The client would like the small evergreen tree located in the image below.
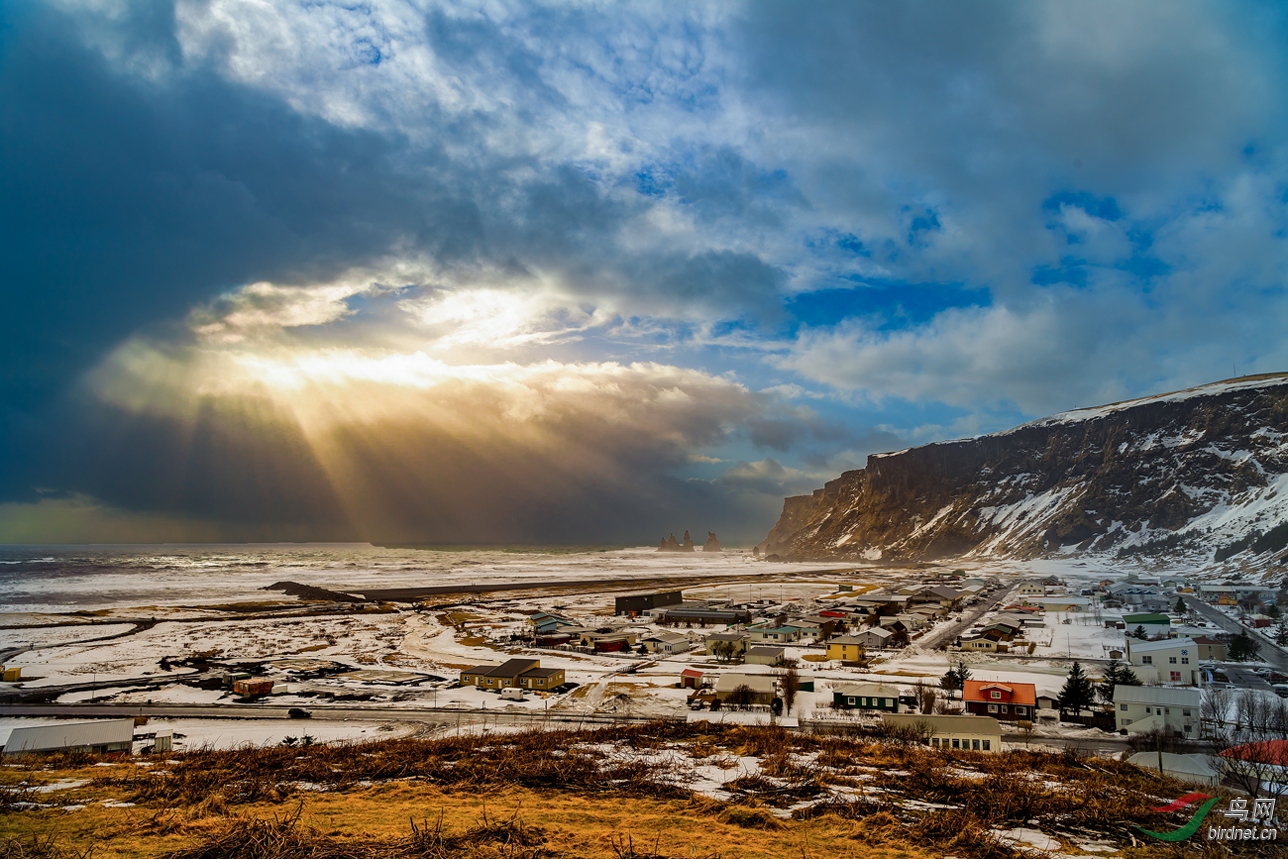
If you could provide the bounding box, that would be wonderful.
[1174,596,1186,614]
[1132,625,1148,640]
[1058,661,1096,717]
[954,661,972,690]
[1228,630,1261,662]
[1275,615,1288,647]
[940,669,961,700]
[1096,660,1140,707]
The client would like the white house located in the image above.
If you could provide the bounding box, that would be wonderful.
[1113,685,1202,739]
[1125,637,1200,685]
[642,632,692,654]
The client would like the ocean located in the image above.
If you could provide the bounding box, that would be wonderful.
[0,543,811,615]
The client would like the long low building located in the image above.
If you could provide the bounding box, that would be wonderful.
[3,719,135,756]
[882,713,1002,752]
[460,658,566,691]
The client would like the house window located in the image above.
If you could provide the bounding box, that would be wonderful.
[982,740,991,751]
[990,690,1001,699]
[951,738,960,749]
[988,704,998,713]
[1169,656,1177,664]
[1170,671,1181,682]
[1182,709,1191,717]
[1144,707,1152,714]
[972,739,981,750]
[846,697,855,706]
[1016,707,1026,715]
[1181,657,1188,664]
[931,737,940,747]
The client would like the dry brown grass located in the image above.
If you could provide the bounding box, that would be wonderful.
[3,721,1279,859]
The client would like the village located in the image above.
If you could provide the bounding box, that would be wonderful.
[4,558,1286,801]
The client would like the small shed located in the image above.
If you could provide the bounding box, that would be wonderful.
[680,668,704,689]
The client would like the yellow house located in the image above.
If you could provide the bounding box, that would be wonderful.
[826,635,866,661]
[1216,594,1237,606]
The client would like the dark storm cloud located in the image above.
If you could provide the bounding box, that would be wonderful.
[0,3,783,510]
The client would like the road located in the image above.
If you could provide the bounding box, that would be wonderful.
[916,583,1015,652]
[1183,596,1288,673]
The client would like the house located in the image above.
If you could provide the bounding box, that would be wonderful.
[714,673,777,706]
[3,719,135,756]
[1125,637,1200,685]
[680,668,705,689]
[573,630,639,648]
[704,632,750,658]
[881,714,1002,752]
[517,667,566,690]
[826,635,867,662]
[1218,740,1288,792]
[833,683,901,712]
[1113,685,1201,738]
[747,625,802,644]
[1122,612,1172,639]
[925,585,964,608]
[641,632,692,654]
[853,626,896,649]
[744,646,786,666]
[529,612,577,635]
[791,615,838,640]
[1024,596,1090,612]
[960,637,1007,653]
[615,591,683,616]
[1036,693,1059,710]
[1015,580,1046,596]
[1192,636,1227,661]
[460,658,565,691]
[962,680,1036,721]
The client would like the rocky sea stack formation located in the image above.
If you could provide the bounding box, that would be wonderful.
[657,530,697,552]
[757,374,1288,571]
[703,531,722,552]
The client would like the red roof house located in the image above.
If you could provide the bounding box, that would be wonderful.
[963,680,1037,721]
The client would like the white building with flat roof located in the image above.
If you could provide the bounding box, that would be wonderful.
[1125,637,1200,685]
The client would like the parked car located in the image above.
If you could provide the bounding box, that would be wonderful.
[287,708,312,719]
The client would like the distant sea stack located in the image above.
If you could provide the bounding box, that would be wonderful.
[657,530,700,552]
[757,374,1288,572]
[703,531,723,552]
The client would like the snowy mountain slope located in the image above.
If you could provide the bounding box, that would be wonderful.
[757,374,1288,571]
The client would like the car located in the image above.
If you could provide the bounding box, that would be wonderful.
[552,682,580,693]
[287,707,312,719]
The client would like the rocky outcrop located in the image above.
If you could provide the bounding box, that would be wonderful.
[757,375,1288,570]
[703,531,722,552]
[658,531,696,552]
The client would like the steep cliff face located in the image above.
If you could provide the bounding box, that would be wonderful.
[758,375,1288,567]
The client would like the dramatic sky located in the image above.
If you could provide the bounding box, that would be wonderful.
[2,1,1287,544]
